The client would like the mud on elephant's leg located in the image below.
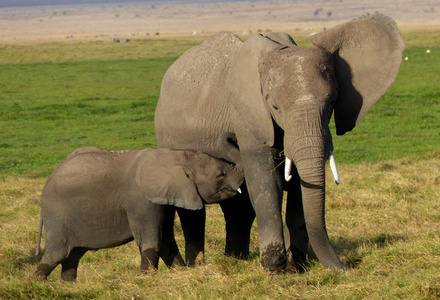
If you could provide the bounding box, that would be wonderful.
[284,166,309,273]
[159,206,185,267]
[177,207,206,266]
[220,187,255,259]
[128,206,163,273]
[34,263,56,280]
[140,248,160,273]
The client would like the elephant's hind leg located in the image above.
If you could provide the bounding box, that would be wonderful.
[34,262,57,280]
[61,247,88,281]
[34,230,70,280]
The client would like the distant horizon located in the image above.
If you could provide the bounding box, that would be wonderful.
[0,0,254,9]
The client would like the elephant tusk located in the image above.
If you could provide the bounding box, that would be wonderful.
[285,157,292,182]
[329,153,341,185]
[237,188,242,194]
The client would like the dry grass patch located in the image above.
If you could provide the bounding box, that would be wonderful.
[1,157,439,298]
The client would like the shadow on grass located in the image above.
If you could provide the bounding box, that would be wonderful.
[16,233,404,276]
[306,233,406,269]
[7,248,41,270]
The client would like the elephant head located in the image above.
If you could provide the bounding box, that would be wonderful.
[187,148,244,205]
[135,145,243,210]
[225,14,404,271]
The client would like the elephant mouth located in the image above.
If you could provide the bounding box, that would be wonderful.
[203,186,242,204]
[284,153,340,184]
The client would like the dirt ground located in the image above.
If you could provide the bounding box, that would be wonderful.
[0,0,439,43]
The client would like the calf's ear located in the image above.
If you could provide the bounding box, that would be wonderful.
[135,151,204,210]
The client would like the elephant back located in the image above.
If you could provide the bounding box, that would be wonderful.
[156,32,243,151]
[162,32,243,90]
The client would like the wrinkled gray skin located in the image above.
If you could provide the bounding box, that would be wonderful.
[34,145,243,281]
[155,14,405,273]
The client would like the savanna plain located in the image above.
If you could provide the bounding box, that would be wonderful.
[1,25,440,299]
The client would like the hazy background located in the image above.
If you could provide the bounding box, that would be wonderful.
[1,0,439,43]
[1,0,247,8]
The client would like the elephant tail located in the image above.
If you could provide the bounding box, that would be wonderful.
[35,215,43,256]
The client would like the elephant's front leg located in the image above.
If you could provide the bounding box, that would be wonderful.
[127,206,162,273]
[242,146,286,273]
[220,187,255,259]
[284,165,309,272]
[140,247,160,273]
[176,206,206,266]
[160,206,185,267]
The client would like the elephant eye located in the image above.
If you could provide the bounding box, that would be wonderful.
[216,171,225,178]
[266,95,279,110]
[265,93,281,115]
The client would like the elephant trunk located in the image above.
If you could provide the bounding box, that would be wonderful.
[284,131,347,272]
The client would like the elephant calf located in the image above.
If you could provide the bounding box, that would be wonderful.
[34,146,243,281]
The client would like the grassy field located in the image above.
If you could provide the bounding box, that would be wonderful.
[0,29,439,299]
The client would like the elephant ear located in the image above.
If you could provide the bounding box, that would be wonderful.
[135,149,203,210]
[226,34,283,147]
[309,14,405,135]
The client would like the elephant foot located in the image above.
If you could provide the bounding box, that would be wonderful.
[260,243,286,274]
[61,268,78,281]
[160,240,185,268]
[34,263,54,280]
[187,251,205,267]
[170,254,185,267]
[224,249,249,260]
[140,248,160,273]
[285,245,307,273]
[140,267,158,276]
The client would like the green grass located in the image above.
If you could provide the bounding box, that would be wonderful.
[0,30,439,299]
[332,47,440,163]
[0,57,175,176]
[1,46,439,175]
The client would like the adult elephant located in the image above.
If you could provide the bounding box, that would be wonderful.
[155,14,405,273]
